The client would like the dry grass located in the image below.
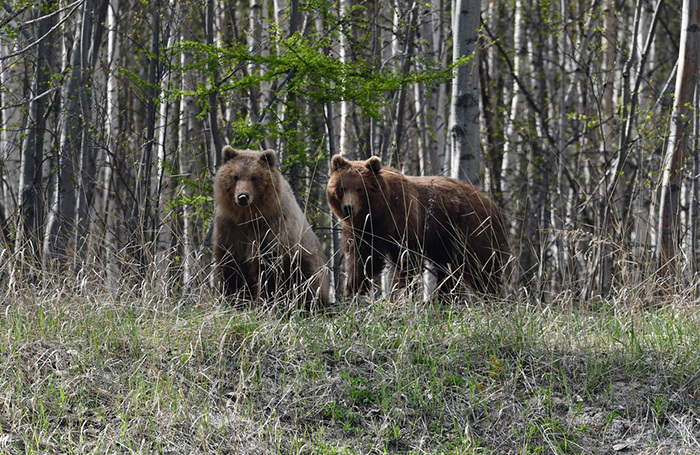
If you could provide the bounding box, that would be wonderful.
[1,251,700,454]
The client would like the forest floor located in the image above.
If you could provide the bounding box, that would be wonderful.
[1,280,700,454]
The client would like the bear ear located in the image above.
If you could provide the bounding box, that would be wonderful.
[259,149,277,167]
[331,154,349,172]
[366,156,382,174]
[222,146,238,164]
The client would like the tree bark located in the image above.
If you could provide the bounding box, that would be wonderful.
[338,0,350,157]
[595,0,618,296]
[690,88,700,275]
[391,2,419,167]
[206,0,223,166]
[0,41,10,218]
[127,0,162,269]
[449,0,482,185]
[103,0,120,286]
[417,0,448,176]
[656,0,699,276]
[45,0,109,266]
[154,0,180,276]
[16,0,57,263]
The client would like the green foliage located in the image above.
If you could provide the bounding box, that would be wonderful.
[175,35,463,120]
[164,161,214,223]
[169,5,465,167]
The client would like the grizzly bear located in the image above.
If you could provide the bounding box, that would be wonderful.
[326,155,510,298]
[214,146,330,308]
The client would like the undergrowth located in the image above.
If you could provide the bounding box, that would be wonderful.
[1,264,699,454]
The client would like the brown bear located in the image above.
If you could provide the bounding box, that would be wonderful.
[326,155,510,298]
[214,146,330,308]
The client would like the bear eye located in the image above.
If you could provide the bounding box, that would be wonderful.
[251,176,258,183]
[356,187,363,193]
[233,175,239,181]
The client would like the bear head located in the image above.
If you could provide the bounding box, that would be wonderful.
[215,146,280,222]
[327,155,384,226]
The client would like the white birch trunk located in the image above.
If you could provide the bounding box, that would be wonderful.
[449,0,482,185]
[501,0,522,195]
[0,41,9,213]
[179,30,195,287]
[427,0,448,176]
[43,7,72,265]
[601,0,616,161]
[656,0,700,274]
[338,0,350,155]
[155,0,179,279]
[103,0,120,286]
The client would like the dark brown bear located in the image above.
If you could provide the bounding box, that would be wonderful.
[326,155,510,298]
[214,146,330,308]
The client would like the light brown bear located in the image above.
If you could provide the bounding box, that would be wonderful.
[326,155,510,298]
[214,146,330,308]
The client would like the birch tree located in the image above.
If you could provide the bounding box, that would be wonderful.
[177,48,196,286]
[449,0,482,185]
[338,0,350,156]
[205,0,222,165]
[45,0,109,265]
[154,0,180,276]
[103,0,120,285]
[415,1,448,175]
[500,0,523,197]
[16,0,57,263]
[656,0,699,277]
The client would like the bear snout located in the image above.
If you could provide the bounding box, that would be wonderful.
[237,192,251,207]
[342,203,355,218]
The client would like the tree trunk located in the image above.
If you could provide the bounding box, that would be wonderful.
[128,0,161,267]
[600,0,616,161]
[338,0,350,157]
[155,0,179,277]
[16,0,57,264]
[449,0,482,185]
[246,0,263,127]
[206,0,223,166]
[417,0,448,176]
[178,23,198,289]
[479,0,505,198]
[0,41,10,219]
[615,0,662,237]
[656,0,699,278]
[391,2,419,166]
[500,0,523,192]
[103,0,120,286]
[595,0,618,296]
[45,0,109,266]
[690,89,700,275]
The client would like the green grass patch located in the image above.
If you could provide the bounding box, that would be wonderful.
[1,284,699,453]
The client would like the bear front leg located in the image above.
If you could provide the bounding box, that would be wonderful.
[299,252,330,308]
[343,230,382,297]
[216,251,245,296]
[216,245,260,300]
[387,249,422,299]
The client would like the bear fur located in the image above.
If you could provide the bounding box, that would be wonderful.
[214,146,330,308]
[326,155,510,298]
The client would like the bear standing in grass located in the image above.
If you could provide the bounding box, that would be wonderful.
[327,155,510,298]
[214,146,330,308]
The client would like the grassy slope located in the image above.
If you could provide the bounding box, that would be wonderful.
[1,284,699,454]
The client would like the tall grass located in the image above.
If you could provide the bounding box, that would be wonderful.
[1,247,699,454]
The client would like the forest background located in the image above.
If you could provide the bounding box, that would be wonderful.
[0,0,698,298]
